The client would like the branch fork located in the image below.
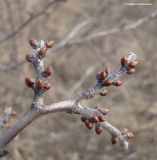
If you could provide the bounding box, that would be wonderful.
[0,39,138,157]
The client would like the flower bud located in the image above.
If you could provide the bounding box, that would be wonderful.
[111,136,117,145]
[95,126,103,135]
[129,60,138,68]
[113,80,123,87]
[44,83,51,90]
[26,54,33,63]
[127,132,134,139]
[121,57,128,65]
[90,115,99,123]
[29,38,38,48]
[99,72,107,80]
[46,41,54,48]
[85,122,93,129]
[99,108,109,115]
[98,114,105,122]
[127,68,135,74]
[104,79,112,86]
[42,66,53,78]
[36,80,44,89]
[38,47,47,59]
[25,77,35,88]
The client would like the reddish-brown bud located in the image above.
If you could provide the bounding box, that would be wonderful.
[38,47,47,59]
[99,72,107,80]
[127,68,135,74]
[46,41,54,48]
[100,108,109,115]
[25,77,35,88]
[85,122,93,129]
[36,80,44,89]
[129,60,138,68]
[98,114,105,122]
[42,66,53,78]
[121,57,128,65]
[111,137,117,145]
[29,38,37,48]
[44,83,51,90]
[26,54,33,63]
[127,132,135,139]
[90,115,99,123]
[81,116,86,122]
[104,79,112,86]
[95,126,103,135]
[113,80,123,87]
[105,67,111,75]
[100,89,108,96]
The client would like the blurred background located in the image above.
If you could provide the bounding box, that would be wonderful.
[0,0,157,159]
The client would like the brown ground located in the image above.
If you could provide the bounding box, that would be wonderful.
[0,0,157,160]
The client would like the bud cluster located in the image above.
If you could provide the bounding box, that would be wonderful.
[97,67,111,86]
[96,55,138,98]
[35,80,51,91]
[25,77,51,91]
[81,107,109,135]
[25,38,54,93]
[79,54,137,147]
[121,56,138,74]
[97,69,123,97]
[26,38,54,63]
[109,128,134,145]
[120,128,134,139]
[38,47,47,59]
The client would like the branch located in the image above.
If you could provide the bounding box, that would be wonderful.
[43,102,134,149]
[0,39,138,157]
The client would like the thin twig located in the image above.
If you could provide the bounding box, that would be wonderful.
[69,9,157,44]
[0,0,65,44]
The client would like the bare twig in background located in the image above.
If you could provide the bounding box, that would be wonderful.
[0,39,138,157]
[0,9,156,73]
[0,0,66,44]
[0,61,26,73]
[49,19,96,54]
[67,64,98,97]
[69,9,157,44]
